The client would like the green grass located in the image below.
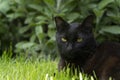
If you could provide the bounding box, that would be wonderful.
[0,55,95,80]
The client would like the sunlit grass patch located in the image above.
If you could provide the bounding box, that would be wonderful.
[0,57,56,80]
[0,55,96,80]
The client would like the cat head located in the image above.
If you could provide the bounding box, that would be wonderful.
[55,15,96,60]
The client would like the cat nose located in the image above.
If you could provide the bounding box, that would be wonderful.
[67,44,73,51]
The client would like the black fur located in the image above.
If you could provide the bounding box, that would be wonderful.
[55,15,120,80]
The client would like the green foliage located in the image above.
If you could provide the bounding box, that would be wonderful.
[93,0,120,42]
[0,0,120,58]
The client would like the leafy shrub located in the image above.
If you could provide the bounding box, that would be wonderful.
[0,0,120,58]
[93,0,120,42]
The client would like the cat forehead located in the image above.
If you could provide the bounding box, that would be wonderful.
[69,23,81,32]
[70,23,80,27]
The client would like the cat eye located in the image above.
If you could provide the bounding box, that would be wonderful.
[77,38,83,42]
[61,37,67,42]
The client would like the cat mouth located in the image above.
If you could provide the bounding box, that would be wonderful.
[62,51,79,59]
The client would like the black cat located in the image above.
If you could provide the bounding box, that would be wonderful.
[55,15,120,80]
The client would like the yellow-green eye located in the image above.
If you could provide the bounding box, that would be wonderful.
[77,38,83,42]
[61,37,67,42]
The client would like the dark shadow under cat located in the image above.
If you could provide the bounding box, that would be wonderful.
[55,15,120,80]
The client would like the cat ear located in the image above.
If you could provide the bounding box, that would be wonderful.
[80,15,95,32]
[55,16,69,32]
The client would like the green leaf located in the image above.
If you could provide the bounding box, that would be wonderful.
[67,13,80,22]
[25,15,34,24]
[35,26,43,36]
[94,8,105,17]
[115,0,120,7]
[19,26,30,34]
[28,4,43,11]
[93,8,105,25]
[100,26,120,34]
[36,16,46,21]
[6,13,24,21]
[98,0,114,10]
[0,0,10,13]
[30,34,36,42]
[16,42,35,49]
[44,0,55,7]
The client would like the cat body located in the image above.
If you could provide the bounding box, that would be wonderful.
[55,15,120,80]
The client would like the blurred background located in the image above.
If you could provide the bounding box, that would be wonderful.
[0,0,120,59]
